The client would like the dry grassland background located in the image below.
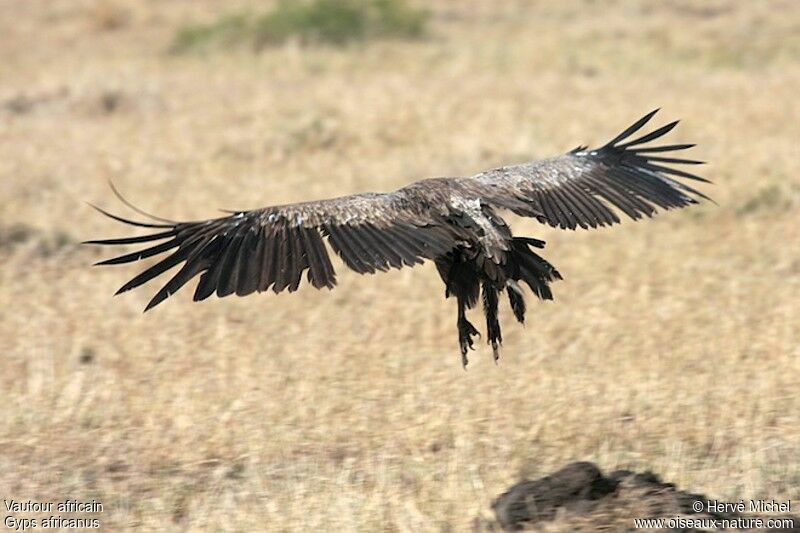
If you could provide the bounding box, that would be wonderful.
[1,0,799,530]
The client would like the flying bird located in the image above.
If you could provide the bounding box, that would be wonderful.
[87,110,709,367]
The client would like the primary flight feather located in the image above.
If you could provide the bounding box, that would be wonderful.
[87,109,710,367]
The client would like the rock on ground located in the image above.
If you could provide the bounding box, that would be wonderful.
[489,462,798,532]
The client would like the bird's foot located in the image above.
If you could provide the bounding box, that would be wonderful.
[486,323,502,364]
[458,319,480,369]
[490,339,501,364]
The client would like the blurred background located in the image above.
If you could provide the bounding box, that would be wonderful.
[1,0,798,530]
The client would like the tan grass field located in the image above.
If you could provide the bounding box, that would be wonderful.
[1,0,799,530]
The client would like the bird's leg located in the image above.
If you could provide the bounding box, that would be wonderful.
[457,294,480,369]
[482,283,502,363]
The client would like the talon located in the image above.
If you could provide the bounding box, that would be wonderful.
[460,343,469,368]
[456,294,480,368]
[482,283,503,365]
[458,317,480,366]
[491,340,500,363]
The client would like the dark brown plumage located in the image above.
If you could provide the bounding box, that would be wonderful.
[86,110,710,367]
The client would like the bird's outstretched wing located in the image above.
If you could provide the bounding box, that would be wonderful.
[459,109,710,229]
[86,187,470,311]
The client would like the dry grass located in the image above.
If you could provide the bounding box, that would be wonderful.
[1,0,799,530]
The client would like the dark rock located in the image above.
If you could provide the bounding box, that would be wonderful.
[492,462,617,529]
[492,462,800,531]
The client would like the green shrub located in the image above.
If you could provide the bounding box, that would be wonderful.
[171,14,251,53]
[254,0,367,47]
[371,0,428,38]
[171,0,429,53]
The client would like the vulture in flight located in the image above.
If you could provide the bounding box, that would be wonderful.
[87,109,709,367]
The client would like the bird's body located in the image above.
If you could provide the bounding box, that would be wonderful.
[88,110,709,367]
